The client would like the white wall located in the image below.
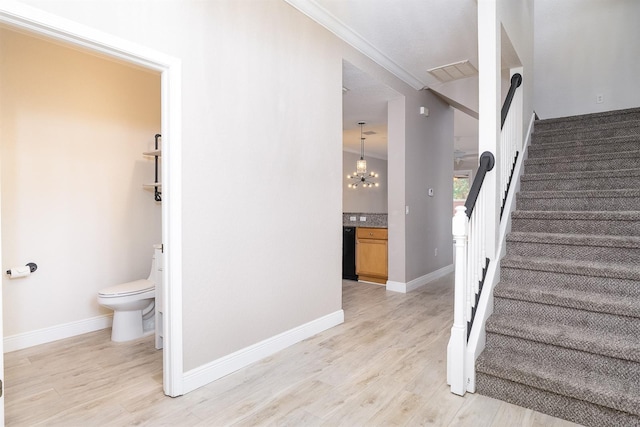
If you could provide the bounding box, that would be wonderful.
[499,0,534,132]
[0,28,161,337]
[342,151,387,213]
[535,0,640,119]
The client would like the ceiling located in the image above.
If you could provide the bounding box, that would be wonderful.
[286,0,481,162]
[342,61,401,159]
[315,0,479,89]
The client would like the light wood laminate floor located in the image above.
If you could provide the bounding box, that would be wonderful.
[4,275,581,426]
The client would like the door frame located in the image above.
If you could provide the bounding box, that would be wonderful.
[0,1,184,397]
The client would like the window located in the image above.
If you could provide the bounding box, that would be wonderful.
[454,172,471,200]
[453,171,472,215]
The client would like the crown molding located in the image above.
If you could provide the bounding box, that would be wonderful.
[284,0,425,90]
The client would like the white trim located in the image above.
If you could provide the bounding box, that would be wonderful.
[386,264,454,293]
[4,315,112,353]
[160,48,184,399]
[464,112,535,393]
[182,310,345,394]
[283,0,424,90]
[0,0,183,397]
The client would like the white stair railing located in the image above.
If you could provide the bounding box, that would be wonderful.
[448,73,523,396]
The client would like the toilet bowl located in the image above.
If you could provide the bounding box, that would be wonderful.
[97,252,158,342]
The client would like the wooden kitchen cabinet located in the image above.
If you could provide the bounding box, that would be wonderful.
[356,227,388,284]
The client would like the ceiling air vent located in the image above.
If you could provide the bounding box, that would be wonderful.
[428,60,478,83]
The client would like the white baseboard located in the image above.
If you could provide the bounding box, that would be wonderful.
[4,314,113,352]
[386,264,454,293]
[182,309,344,394]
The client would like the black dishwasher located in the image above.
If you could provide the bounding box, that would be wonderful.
[342,226,358,280]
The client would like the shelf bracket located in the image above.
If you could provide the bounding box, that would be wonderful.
[154,133,162,202]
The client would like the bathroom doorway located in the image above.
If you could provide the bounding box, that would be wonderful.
[0,3,184,412]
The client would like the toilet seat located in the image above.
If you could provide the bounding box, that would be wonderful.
[98,279,154,298]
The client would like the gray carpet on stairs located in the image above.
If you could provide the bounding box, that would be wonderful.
[475,107,640,427]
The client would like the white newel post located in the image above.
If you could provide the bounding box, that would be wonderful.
[448,205,469,396]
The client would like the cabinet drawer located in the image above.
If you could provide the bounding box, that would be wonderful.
[357,227,388,240]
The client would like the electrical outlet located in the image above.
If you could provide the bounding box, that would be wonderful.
[596,94,604,104]
[359,216,367,222]
[350,216,356,221]
[435,248,438,256]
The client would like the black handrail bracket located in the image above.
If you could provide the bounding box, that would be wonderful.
[464,151,495,218]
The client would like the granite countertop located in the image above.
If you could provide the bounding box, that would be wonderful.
[343,213,387,228]
[343,222,387,229]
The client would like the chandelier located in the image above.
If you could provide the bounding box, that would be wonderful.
[347,122,379,189]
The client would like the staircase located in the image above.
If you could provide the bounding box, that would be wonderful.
[475,107,640,427]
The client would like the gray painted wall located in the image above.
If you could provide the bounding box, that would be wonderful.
[18,0,344,371]
[17,0,458,376]
[403,91,454,281]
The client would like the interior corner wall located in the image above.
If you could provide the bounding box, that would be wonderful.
[342,151,387,213]
[12,0,345,372]
[534,0,640,119]
[404,90,454,282]
[0,28,161,337]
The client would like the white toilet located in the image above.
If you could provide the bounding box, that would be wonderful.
[97,250,159,342]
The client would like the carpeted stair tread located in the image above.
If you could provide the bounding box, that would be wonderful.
[521,168,640,192]
[494,298,639,340]
[476,345,640,416]
[512,210,640,221]
[522,168,640,182]
[532,119,640,139]
[524,149,640,166]
[476,374,640,427]
[500,265,640,299]
[510,210,640,236]
[500,255,640,281]
[485,313,640,363]
[529,140,640,158]
[528,135,640,158]
[531,121,640,144]
[506,231,640,264]
[537,105,640,120]
[494,279,639,318]
[523,150,640,174]
[507,231,640,249]
[518,188,640,199]
[534,107,640,133]
[484,333,640,381]
[517,189,640,211]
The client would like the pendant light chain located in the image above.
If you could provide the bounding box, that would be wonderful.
[347,122,379,189]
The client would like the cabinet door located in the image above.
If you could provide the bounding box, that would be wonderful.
[356,238,388,278]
